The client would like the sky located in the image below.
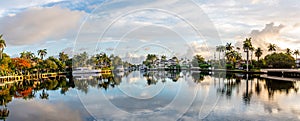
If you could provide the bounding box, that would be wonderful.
[1,0,300,61]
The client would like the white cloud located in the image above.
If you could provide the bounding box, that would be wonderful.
[0,6,84,45]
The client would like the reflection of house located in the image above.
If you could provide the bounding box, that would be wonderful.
[296,58,300,68]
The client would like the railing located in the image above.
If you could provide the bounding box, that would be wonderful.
[0,73,59,85]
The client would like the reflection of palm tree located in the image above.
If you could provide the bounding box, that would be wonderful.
[255,79,262,95]
[0,99,9,120]
[243,75,252,105]
[191,72,204,83]
[265,79,296,99]
[40,89,49,100]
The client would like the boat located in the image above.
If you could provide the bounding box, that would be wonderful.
[72,67,101,74]
[72,72,102,80]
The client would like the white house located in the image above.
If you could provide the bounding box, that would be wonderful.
[296,58,300,68]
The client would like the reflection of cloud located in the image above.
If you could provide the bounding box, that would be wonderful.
[127,77,140,84]
[8,100,82,121]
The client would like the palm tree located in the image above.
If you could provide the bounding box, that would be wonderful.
[20,51,26,59]
[37,49,47,60]
[225,50,241,67]
[286,48,292,55]
[243,38,252,50]
[226,43,234,52]
[0,34,6,60]
[243,38,252,71]
[294,49,300,59]
[255,47,263,61]
[20,51,34,60]
[268,43,276,53]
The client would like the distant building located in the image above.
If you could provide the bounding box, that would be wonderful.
[296,58,300,68]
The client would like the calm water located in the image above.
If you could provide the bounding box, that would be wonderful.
[2,71,300,121]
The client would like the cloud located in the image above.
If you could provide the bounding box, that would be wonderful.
[234,22,285,56]
[74,0,222,52]
[0,6,84,45]
[183,41,214,60]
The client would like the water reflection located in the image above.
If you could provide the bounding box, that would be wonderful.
[0,71,299,120]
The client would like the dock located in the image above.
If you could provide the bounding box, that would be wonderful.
[0,73,61,86]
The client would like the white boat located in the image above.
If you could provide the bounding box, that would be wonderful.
[72,67,101,74]
[73,73,102,80]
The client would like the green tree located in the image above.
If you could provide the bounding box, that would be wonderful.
[225,50,241,68]
[95,53,112,68]
[43,58,58,72]
[191,54,205,67]
[37,49,47,60]
[73,52,89,67]
[265,53,295,68]
[0,34,6,60]
[59,52,69,64]
[0,53,11,75]
[143,54,157,68]
[255,47,263,61]
[20,51,34,60]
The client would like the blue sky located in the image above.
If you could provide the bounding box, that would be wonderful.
[0,0,300,60]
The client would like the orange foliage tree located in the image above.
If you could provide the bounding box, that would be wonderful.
[11,58,31,73]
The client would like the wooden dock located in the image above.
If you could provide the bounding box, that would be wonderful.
[0,73,60,86]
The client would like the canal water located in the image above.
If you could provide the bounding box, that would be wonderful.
[2,71,300,121]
